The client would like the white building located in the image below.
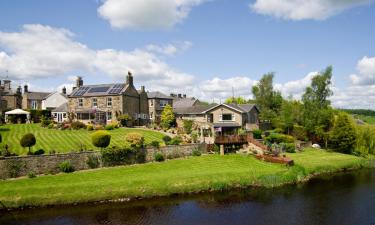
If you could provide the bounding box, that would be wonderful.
[41,88,68,110]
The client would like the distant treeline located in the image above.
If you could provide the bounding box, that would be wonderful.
[341,109,375,116]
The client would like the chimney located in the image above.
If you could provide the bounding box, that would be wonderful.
[178,94,182,98]
[76,76,83,88]
[3,80,11,91]
[126,71,134,86]
[62,86,67,95]
[183,94,186,98]
[170,93,176,97]
[24,84,28,93]
[140,86,145,92]
[17,86,22,94]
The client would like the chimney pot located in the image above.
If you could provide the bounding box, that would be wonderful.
[183,94,186,98]
[76,76,83,88]
[178,94,182,98]
[126,71,134,86]
[141,86,145,92]
[24,84,28,93]
[62,86,67,95]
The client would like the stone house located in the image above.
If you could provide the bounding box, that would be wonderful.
[0,80,22,113]
[22,85,51,110]
[175,103,260,141]
[68,72,148,125]
[147,91,173,124]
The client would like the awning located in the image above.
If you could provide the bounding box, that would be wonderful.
[213,123,241,128]
[5,109,30,115]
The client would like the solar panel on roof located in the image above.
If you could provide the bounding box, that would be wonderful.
[108,84,124,94]
[88,87,110,93]
[72,87,89,96]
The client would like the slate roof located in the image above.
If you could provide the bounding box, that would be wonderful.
[147,91,173,99]
[52,103,68,112]
[25,92,51,100]
[203,103,258,114]
[173,98,199,109]
[174,105,215,115]
[69,83,125,97]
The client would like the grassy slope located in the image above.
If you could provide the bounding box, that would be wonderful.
[0,149,371,208]
[0,124,165,155]
[356,115,375,125]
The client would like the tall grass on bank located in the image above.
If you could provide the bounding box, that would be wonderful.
[355,125,375,155]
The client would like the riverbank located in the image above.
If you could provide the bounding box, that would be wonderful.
[0,148,373,209]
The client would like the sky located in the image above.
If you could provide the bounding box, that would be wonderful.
[0,0,375,108]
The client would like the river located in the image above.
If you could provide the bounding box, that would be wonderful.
[1,169,375,225]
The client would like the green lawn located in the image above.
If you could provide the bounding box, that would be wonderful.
[356,115,375,125]
[0,149,371,208]
[0,124,166,155]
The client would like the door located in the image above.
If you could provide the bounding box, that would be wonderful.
[57,113,62,123]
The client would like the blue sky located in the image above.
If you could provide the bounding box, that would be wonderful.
[1,0,375,108]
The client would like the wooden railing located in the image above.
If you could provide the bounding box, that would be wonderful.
[214,134,268,151]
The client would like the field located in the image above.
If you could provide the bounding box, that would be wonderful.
[0,149,371,208]
[0,124,166,155]
[356,115,375,125]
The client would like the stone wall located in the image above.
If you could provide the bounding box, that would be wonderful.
[0,144,205,179]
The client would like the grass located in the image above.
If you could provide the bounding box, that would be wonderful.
[354,115,375,125]
[0,123,165,155]
[0,149,372,209]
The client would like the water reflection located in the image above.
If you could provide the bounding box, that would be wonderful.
[1,169,375,225]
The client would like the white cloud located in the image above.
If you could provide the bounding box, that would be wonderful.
[350,56,375,85]
[145,41,192,56]
[98,0,207,29]
[275,72,317,99]
[251,0,373,20]
[0,24,195,89]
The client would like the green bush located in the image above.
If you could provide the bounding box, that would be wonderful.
[283,143,296,153]
[105,124,114,130]
[71,121,86,130]
[27,171,36,178]
[265,133,294,144]
[154,152,165,162]
[292,125,308,141]
[125,132,145,148]
[86,155,100,169]
[118,114,131,127]
[20,133,36,154]
[191,131,199,143]
[329,113,356,154]
[101,147,144,166]
[40,116,52,127]
[272,128,284,133]
[192,149,202,156]
[87,124,94,131]
[47,123,54,129]
[33,149,45,155]
[355,125,375,155]
[169,136,182,145]
[150,141,160,148]
[59,161,74,173]
[252,129,262,139]
[91,131,111,149]
[182,119,194,134]
[162,135,172,144]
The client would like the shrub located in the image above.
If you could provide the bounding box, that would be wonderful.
[59,161,74,173]
[86,155,100,169]
[182,119,194,134]
[329,113,356,154]
[125,132,145,148]
[71,121,86,130]
[252,129,262,139]
[20,133,36,154]
[161,105,175,129]
[355,125,375,155]
[265,133,294,144]
[283,143,296,153]
[292,125,308,141]
[237,128,246,135]
[91,131,111,149]
[154,152,165,162]
[272,128,284,133]
[47,123,54,129]
[101,147,143,166]
[95,125,104,130]
[105,124,114,130]
[191,131,199,143]
[40,116,52,127]
[118,114,132,127]
[192,149,202,156]
[33,149,45,155]
[162,135,172,144]
[87,124,94,131]
[169,136,182,145]
[150,141,160,148]
[27,171,36,178]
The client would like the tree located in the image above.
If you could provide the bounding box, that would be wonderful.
[302,66,334,140]
[225,96,247,104]
[183,119,194,134]
[161,104,175,129]
[252,73,283,121]
[329,113,356,154]
[20,133,36,154]
[125,132,145,148]
[91,131,111,149]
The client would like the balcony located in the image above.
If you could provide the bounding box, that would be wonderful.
[215,134,251,145]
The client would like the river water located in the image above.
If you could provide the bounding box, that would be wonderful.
[1,169,375,225]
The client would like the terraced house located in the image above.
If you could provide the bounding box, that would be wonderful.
[68,72,148,125]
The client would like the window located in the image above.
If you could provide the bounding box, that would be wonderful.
[92,98,97,107]
[53,113,57,118]
[63,113,67,118]
[107,97,112,107]
[150,112,153,119]
[150,99,153,106]
[78,98,83,107]
[143,114,147,119]
[107,111,112,120]
[160,100,169,107]
[221,114,233,121]
[31,100,37,109]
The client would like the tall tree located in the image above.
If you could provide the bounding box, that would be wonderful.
[329,113,356,154]
[252,73,282,121]
[161,104,175,129]
[225,96,247,104]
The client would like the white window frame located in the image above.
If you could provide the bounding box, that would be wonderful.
[107,111,112,121]
[220,113,234,122]
[31,100,37,109]
[78,98,83,107]
[107,97,112,107]
[159,100,169,108]
[92,98,97,107]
